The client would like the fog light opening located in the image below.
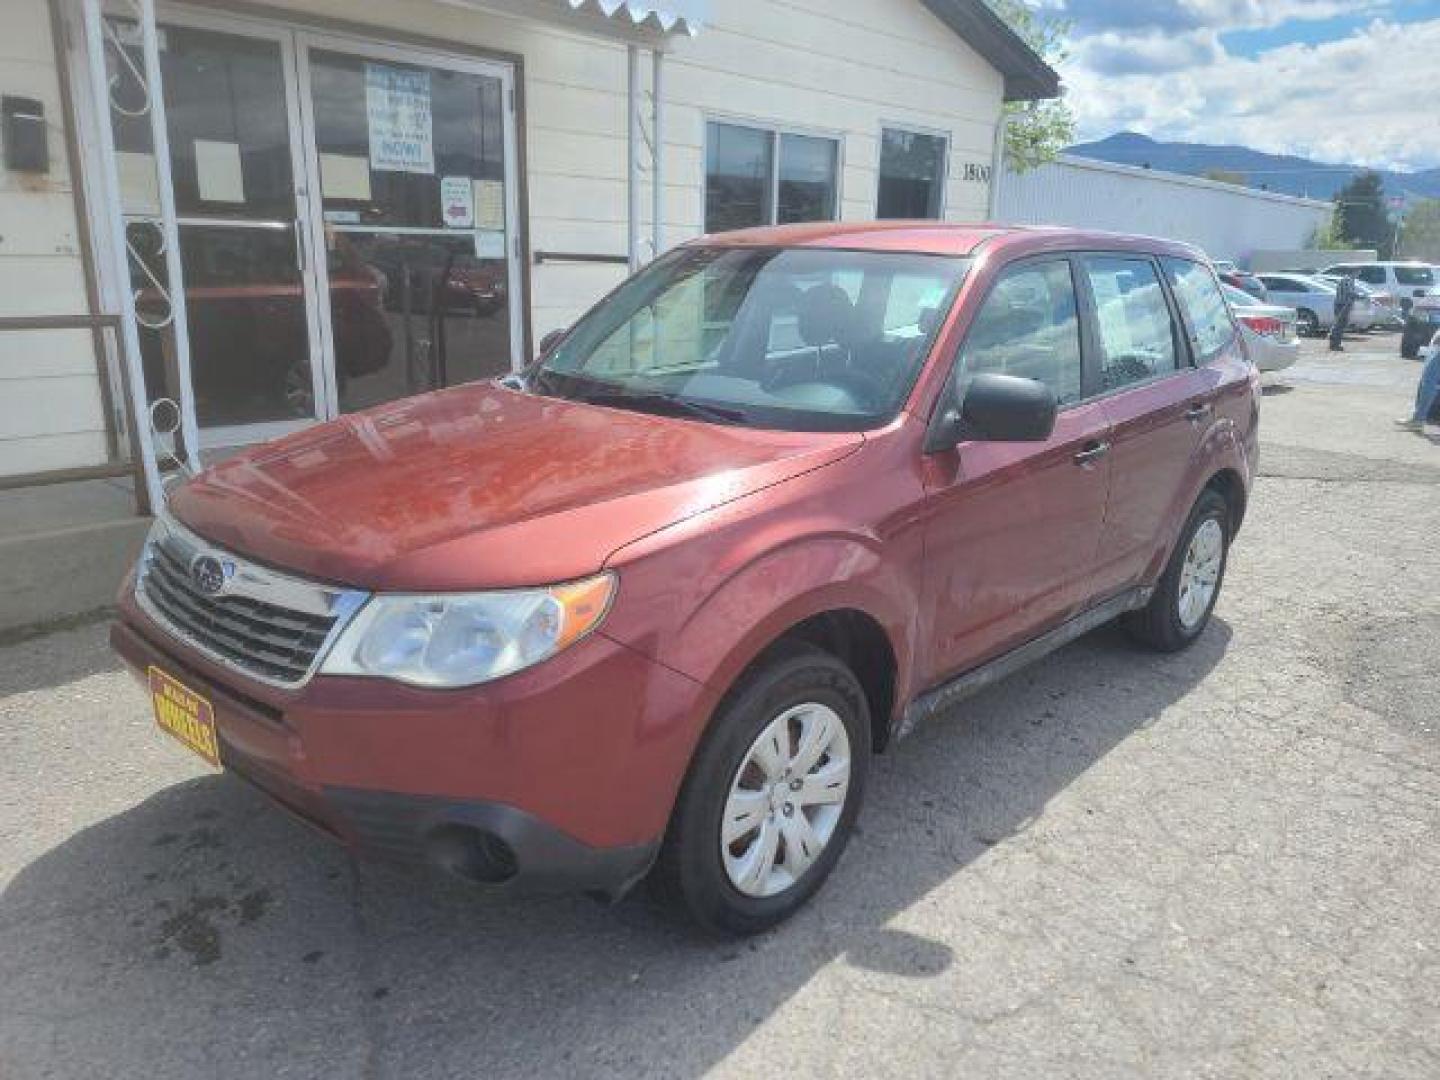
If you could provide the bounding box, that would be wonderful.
[426,825,519,885]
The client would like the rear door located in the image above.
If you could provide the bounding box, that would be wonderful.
[921,256,1113,680]
[1080,254,1220,595]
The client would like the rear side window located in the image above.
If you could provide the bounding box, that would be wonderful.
[958,259,1082,405]
[1358,266,1386,285]
[1396,266,1436,287]
[1082,256,1179,390]
[1163,257,1237,363]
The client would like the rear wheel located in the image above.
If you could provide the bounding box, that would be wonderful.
[1124,489,1230,652]
[651,644,870,935]
[1401,325,1423,359]
[1296,308,1320,337]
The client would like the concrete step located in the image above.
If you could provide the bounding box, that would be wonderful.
[0,516,149,638]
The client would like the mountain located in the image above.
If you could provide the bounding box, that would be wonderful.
[1066,132,1440,203]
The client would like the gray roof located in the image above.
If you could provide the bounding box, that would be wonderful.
[920,0,1061,102]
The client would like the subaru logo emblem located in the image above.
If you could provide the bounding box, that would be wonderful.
[189,554,230,596]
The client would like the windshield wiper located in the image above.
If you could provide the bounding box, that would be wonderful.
[575,387,750,426]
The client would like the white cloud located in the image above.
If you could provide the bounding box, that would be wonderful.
[1061,17,1440,172]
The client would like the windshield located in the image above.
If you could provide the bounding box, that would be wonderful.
[1395,266,1436,287]
[533,246,969,432]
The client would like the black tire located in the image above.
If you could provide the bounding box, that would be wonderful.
[1123,488,1230,652]
[650,643,871,935]
[1401,328,1422,359]
[1296,309,1320,337]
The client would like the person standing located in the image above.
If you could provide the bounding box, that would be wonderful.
[1396,330,1440,432]
[1329,270,1358,352]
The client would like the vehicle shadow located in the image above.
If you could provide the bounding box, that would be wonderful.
[1,618,1231,1079]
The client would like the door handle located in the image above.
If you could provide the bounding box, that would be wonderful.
[1072,440,1110,466]
[1185,402,1213,423]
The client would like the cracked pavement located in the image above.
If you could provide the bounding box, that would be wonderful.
[2,334,1438,1078]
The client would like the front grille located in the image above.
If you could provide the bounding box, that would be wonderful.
[136,516,368,688]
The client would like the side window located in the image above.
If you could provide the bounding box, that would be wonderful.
[958,260,1082,405]
[1163,256,1237,364]
[1358,266,1386,286]
[1082,256,1179,390]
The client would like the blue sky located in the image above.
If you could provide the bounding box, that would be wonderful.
[1222,1,1440,55]
[1048,0,1440,170]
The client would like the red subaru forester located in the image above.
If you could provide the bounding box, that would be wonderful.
[113,223,1258,934]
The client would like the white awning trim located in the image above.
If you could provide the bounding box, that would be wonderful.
[564,0,707,35]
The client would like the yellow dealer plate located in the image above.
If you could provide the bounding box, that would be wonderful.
[149,666,221,769]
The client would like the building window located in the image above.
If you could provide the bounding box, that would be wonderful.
[876,127,948,219]
[705,121,839,233]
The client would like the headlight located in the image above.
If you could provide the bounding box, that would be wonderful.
[319,573,616,688]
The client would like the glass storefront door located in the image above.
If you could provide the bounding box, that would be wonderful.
[299,40,520,414]
[105,9,520,447]
[111,16,324,446]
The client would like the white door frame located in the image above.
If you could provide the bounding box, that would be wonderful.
[79,2,525,452]
[293,28,525,412]
[141,4,329,451]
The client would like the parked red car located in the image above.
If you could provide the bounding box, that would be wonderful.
[112,223,1258,933]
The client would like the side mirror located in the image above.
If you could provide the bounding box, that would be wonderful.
[925,373,1057,452]
[536,327,567,362]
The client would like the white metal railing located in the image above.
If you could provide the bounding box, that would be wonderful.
[79,0,200,513]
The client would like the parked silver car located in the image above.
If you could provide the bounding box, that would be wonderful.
[1308,274,1385,331]
[1257,273,1346,336]
[1223,284,1299,373]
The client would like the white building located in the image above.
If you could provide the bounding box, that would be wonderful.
[0,0,1056,526]
[997,153,1332,266]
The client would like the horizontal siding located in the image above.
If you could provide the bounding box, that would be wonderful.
[0,431,110,478]
[0,375,105,441]
[0,257,89,317]
[0,329,99,379]
[0,191,83,257]
[0,0,110,477]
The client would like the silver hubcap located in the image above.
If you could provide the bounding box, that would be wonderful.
[721,702,851,898]
[1178,517,1224,630]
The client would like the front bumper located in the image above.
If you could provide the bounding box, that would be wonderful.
[111,587,712,897]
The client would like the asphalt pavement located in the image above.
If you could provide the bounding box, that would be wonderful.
[2,331,1438,1079]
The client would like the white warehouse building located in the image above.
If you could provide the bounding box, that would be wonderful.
[997,153,1333,265]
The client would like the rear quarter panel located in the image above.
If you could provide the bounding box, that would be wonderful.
[1144,344,1259,581]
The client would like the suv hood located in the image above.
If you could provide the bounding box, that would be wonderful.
[168,383,862,590]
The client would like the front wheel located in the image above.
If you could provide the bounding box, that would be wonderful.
[651,644,870,935]
[1124,489,1230,652]
[1296,308,1320,337]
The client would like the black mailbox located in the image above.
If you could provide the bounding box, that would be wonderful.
[2,96,49,173]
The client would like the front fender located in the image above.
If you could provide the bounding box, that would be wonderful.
[673,534,918,710]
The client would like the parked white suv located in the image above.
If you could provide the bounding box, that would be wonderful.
[1320,261,1438,310]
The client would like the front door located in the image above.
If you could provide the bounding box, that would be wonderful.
[922,257,1113,684]
[109,9,522,448]
[296,35,522,416]
[115,15,325,448]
